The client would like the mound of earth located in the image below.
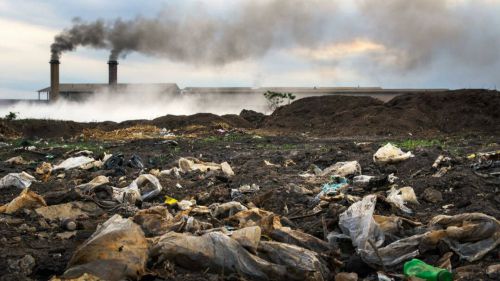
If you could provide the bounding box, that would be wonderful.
[152,113,252,130]
[262,89,500,136]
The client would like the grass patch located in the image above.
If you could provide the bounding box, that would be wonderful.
[393,139,444,150]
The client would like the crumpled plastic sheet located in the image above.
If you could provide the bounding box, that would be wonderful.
[320,161,361,177]
[340,195,500,267]
[373,143,414,164]
[429,213,500,262]
[151,231,290,280]
[53,156,96,171]
[114,174,163,203]
[0,172,37,189]
[386,186,418,214]
[62,214,148,281]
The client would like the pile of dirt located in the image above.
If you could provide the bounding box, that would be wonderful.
[262,89,500,136]
[0,121,19,139]
[152,113,252,129]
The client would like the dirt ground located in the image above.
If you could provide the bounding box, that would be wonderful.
[0,90,498,281]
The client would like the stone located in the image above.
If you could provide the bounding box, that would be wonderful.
[423,187,443,203]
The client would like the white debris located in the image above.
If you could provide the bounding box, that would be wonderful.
[0,172,37,189]
[373,143,414,164]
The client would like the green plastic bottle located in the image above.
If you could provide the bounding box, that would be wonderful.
[403,259,453,281]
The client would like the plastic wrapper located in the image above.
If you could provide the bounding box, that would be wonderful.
[61,214,148,281]
[150,231,289,280]
[53,156,96,171]
[0,188,46,214]
[373,143,414,164]
[320,161,361,177]
[0,172,36,189]
[258,241,331,281]
[386,186,418,213]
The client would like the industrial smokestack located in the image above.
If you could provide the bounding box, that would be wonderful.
[108,60,118,85]
[50,59,60,101]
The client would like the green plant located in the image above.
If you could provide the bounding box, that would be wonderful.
[4,112,18,121]
[263,91,296,112]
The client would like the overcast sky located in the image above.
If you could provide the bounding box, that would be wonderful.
[1,0,500,99]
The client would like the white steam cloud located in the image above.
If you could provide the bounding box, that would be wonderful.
[0,87,269,122]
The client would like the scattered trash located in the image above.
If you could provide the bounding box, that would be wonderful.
[117,174,163,203]
[36,162,53,181]
[0,172,37,189]
[53,156,96,171]
[231,183,260,198]
[403,259,452,281]
[0,188,46,214]
[352,175,374,188]
[210,201,248,218]
[178,157,223,173]
[373,143,414,164]
[5,156,31,165]
[321,176,349,195]
[386,186,418,213]
[321,161,361,177]
[128,154,144,169]
[60,215,148,280]
[164,196,178,205]
[35,201,102,220]
[151,231,291,280]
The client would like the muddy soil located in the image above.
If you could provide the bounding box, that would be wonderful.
[0,132,498,280]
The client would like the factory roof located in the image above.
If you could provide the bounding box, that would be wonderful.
[37,83,180,93]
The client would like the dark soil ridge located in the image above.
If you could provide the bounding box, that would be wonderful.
[1,89,498,139]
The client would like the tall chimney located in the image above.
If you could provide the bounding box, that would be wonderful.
[50,59,60,101]
[108,60,118,85]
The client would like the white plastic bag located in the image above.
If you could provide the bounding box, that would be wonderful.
[386,186,418,214]
[0,172,36,189]
[53,156,95,170]
[339,195,385,251]
[373,143,414,164]
[321,161,361,177]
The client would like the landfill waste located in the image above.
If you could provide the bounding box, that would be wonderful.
[35,201,103,220]
[53,156,96,171]
[373,143,414,164]
[151,231,288,280]
[352,175,374,188]
[0,171,37,189]
[128,154,144,169]
[0,188,46,214]
[210,201,248,218]
[177,157,235,176]
[112,174,163,204]
[103,154,124,170]
[404,259,453,281]
[4,156,31,165]
[75,175,109,191]
[321,161,361,177]
[59,215,148,281]
[428,213,500,262]
[231,183,260,198]
[386,186,419,213]
[36,162,53,181]
[133,205,174,236]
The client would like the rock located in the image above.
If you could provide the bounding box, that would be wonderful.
[486,264,500,279]
[8,255,35,276]
[423,188,443,203]
[221,162,235,177]
[335,272,358,281]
